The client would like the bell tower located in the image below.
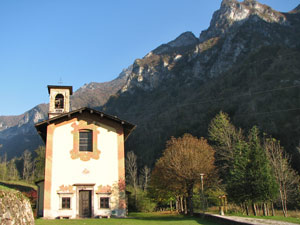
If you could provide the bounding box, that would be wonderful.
[47,85,73,119]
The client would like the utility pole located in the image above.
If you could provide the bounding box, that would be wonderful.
[200,173,205,213]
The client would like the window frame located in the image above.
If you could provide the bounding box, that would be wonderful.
[58,195,73,210]
[79,129,93,152]
[70,120,101,161]
[99,197,110,209]
[61,197,71,209]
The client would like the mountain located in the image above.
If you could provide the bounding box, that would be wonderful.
[101,0,300,169]
[0,104,48,159]
[0,68,130,159]
[1,0,300,171]
[71,66,132,110]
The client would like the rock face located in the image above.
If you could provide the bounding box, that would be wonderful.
[0,190,34,225]
[102,0,300,169]
[120,0,298,91]
[71,65,131,109]
[199,0,287,42]
[292,4,300,13]
[120,32,200,93]
[1,0,300,171]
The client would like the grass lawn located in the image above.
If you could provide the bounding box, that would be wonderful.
[35,212,217,225]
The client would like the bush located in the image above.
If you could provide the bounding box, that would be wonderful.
[136,192,156,212]
[127,186,156,212]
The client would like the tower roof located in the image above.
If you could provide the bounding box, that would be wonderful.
[47,85,73,95]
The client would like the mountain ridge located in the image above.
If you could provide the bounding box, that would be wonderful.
[0,67,131,158]
[1,0,299,172]
[100,0,300,169]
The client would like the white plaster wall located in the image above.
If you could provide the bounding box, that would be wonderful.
[49,120,120,218]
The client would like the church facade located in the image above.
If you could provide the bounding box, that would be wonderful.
[35,85,135,219]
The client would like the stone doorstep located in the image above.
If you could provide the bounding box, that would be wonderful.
[58,216,70,219]
[98,215,111,219]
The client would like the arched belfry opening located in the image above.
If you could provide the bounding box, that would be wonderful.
[48,85,73,119]
[55,94,64,109]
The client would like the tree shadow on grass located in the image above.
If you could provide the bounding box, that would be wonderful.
[0,181,35,192]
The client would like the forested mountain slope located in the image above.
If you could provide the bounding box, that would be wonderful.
[101,0,300,169]
[0,0,299,172]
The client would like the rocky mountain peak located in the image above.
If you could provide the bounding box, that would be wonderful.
[290,4,300,14]
[152,31,198,55]
[167,32,198,48]
[200,0,287,42]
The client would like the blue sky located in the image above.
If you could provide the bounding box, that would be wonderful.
[0,0,298,116]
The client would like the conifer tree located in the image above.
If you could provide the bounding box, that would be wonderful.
[246,127,278,215]
[226,140,250,206]
[208,111,242,184]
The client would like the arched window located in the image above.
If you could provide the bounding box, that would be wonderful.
[79,129,93,152]
[55,94,64,109]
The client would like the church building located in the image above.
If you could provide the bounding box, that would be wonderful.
[35,85,135,219]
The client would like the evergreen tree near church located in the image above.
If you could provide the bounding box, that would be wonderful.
[209,113,279,213]
[226,139,250,205]
[246,126,278,205]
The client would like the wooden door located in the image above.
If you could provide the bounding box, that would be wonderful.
[79,190,92,218]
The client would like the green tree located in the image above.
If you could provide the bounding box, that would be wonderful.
[208,111,243,184]
[246,127,278,215]
[22,150,33,182]
[226,140,250,207]
[7,157,20,181]
[0,154,7,180]
[34,146,45,181]
[264,137,300,217]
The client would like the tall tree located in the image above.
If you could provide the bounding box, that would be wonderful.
[0,154,7,180]
[126,151,138,192]
[150,165,182,212]
[264,137,300,217]
[153,134,215,215]
[7,157,20,181]
[22,150,33,182]
[208,111,243,183]
[34,146,45,180]
[246,127,278,215]
[226,139,250,206]
[140,165,151,191]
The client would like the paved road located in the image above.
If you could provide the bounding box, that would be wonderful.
[213,214,299,225]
